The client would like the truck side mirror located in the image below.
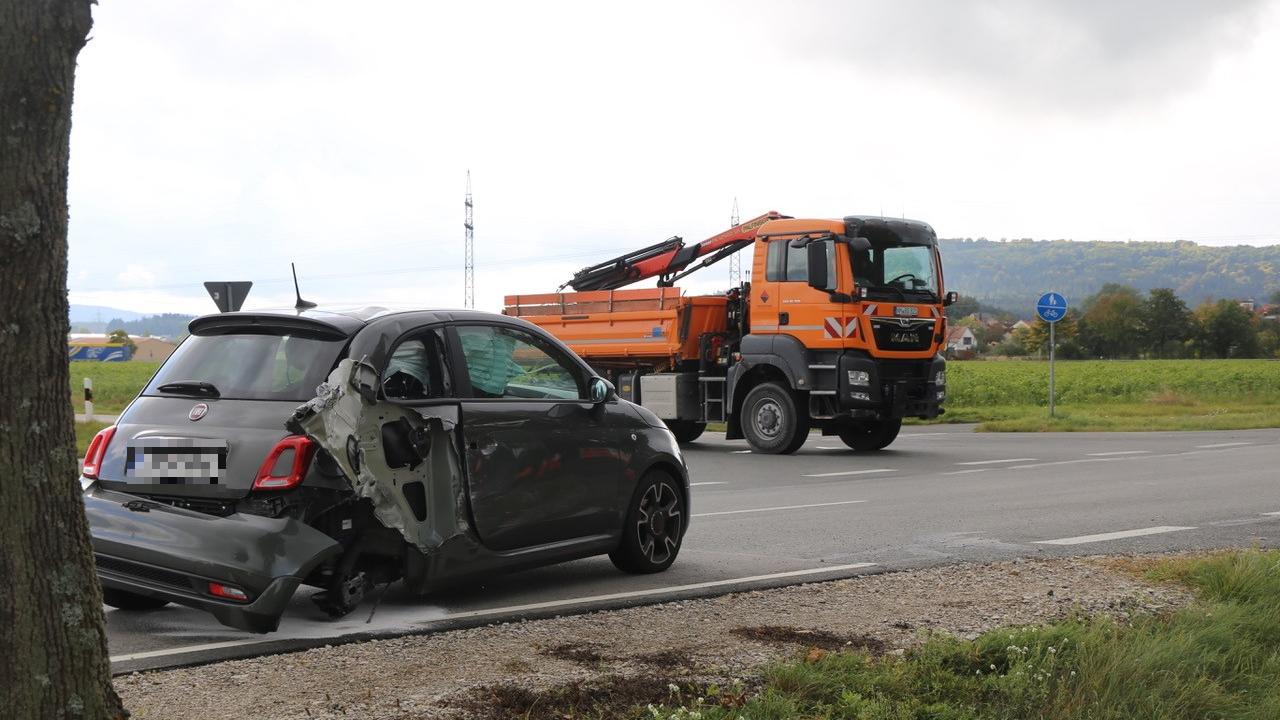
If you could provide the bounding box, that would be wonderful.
[806,241,831,292]
[944,291,958,306]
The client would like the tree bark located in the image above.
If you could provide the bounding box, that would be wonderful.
[0,1,127,718]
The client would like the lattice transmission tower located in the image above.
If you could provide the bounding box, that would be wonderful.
[464,171,474,308]
[728,197,741,286]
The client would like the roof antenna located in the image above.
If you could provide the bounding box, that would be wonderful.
[292,263,316,310]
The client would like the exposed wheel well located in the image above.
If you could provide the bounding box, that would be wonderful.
[727,364,792,439]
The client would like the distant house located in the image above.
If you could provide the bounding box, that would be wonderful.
[946,326,976,355]
[1011,320,1032,332]
[68,334,177,362]
[1239,298,1257,313]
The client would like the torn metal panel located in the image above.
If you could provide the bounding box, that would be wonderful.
[291,358,470,554]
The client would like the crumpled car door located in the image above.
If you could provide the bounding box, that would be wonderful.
[289,357,470,555]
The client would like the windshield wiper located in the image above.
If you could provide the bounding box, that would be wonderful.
[156,381,221,398]
[866,284,907,301]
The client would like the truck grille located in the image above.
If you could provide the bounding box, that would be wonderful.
[869,318,936,351]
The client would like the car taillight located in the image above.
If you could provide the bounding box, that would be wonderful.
[82,425,116,479]
[252,435,317,490]
[207,582,250,602]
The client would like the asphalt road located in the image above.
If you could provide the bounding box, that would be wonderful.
[106,425,1280,673]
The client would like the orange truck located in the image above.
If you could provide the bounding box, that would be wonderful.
[504,212,956,454]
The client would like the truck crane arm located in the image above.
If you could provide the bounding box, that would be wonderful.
[562,211,785,291]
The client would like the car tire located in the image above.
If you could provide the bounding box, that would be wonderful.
[741,382,809,454]
[610,470,685,574]
[102,587,170,612]
[666,420,706,444]
[838,418,903,451]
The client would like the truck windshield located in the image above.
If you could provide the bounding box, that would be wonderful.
[851,241,939,302]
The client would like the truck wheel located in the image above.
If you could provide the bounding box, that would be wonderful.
[838,418,902,451]
[102,587,169,611]
[741,382,809,454]
[610,470,685,574]
[665,420,706,444]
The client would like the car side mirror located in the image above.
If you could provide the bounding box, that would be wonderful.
[806,241,832,292]
[944,291,958,307]
[588,377,613,404]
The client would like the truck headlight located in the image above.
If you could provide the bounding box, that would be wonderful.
[934,370,946,386]
[847,370,871,386]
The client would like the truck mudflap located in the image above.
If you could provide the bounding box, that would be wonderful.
[288,358,472,555]
[86,485,340,633]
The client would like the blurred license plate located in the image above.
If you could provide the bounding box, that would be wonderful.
[126,440,228,484]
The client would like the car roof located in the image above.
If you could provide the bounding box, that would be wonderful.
[187,305,530,338]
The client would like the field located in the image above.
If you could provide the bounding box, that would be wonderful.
[931,359,1280,431]
[68,360,161,415]
[647,549,1280,719]
[67,359,1280,432]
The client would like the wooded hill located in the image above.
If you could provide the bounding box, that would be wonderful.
[939,238,1280,314]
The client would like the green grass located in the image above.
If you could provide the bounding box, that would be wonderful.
[66,359,1280,431]
[68,360,161,415]
[76,420,111,456]
[921,359,1280,432]
[643,549,1280,720]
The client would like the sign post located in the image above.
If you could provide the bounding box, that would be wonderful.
[1035,292,1068,418]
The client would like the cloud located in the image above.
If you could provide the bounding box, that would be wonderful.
[763,0,1269,109]
[116,264,157,286]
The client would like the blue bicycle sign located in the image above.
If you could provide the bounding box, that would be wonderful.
[1036,292,1068,323]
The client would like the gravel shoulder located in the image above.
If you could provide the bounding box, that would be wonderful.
[116,555,1189,719]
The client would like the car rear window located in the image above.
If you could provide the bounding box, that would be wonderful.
[144,332,346,402]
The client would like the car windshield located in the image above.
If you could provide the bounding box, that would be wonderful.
[850,240,939,302]
[144,331,346,402]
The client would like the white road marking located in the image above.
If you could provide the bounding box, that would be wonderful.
[690,481,728,487]
[942,468,987,476]
[1263,512,1280,517]
[802,468,897,478]
[815,446,843,450]
[1009,458,1107,470]
[1033,526,1197,546]
[730,449,753,454]
[1196,442,1252,449]
[109,562,878,665]
[1087,450,1150,456]
[955,458,1037,466]
[694,500,866,517]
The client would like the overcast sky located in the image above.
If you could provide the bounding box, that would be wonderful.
[67,0,1280,316]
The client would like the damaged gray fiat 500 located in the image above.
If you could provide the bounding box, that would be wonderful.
[82,307,689,632]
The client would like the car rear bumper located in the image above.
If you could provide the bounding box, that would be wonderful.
[85,483,341,633]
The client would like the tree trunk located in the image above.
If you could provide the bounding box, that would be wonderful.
[0,1,126,718]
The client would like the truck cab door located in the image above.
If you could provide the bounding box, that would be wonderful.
[762,238,852,350]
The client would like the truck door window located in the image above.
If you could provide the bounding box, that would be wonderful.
[383,329,450,401]
[455,325,585,400]
[782,241,836,284]
[765,241,785,281]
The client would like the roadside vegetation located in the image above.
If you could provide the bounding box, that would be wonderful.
[67,360,160,415]
[74,358,1280,432]
[76,420,111,456]
[929,358,1280,432]
[641,549,1280,719]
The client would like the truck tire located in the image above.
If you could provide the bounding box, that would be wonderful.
[665,420,706,444]
[838,418,902,451]
[741,382,809,454]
